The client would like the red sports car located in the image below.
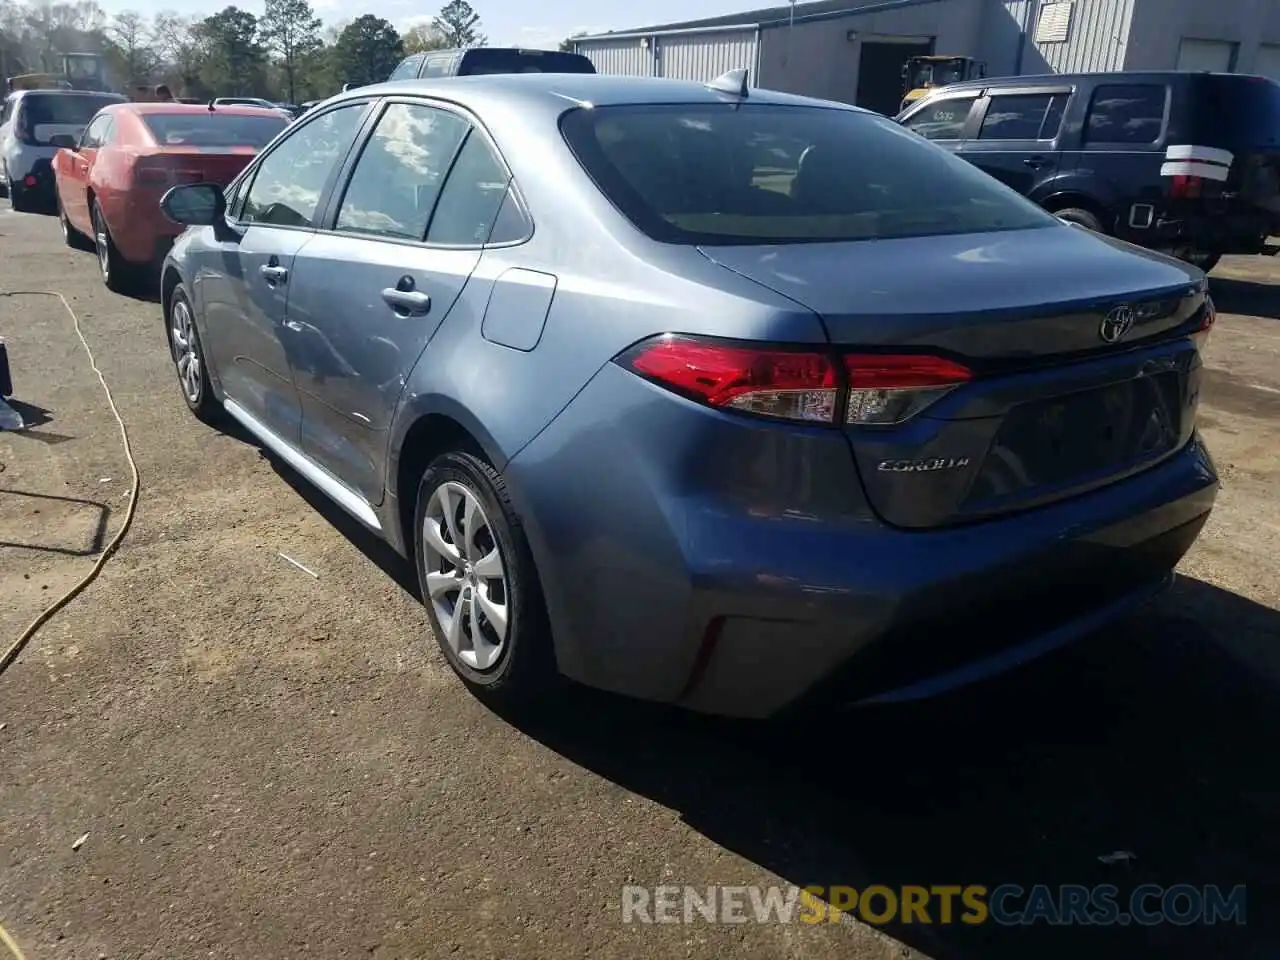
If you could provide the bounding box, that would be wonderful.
[52,102,289,291]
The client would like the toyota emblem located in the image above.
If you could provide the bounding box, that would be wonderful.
[1099,304,1135,344]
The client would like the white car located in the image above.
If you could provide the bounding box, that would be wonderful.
[0,88,125,211]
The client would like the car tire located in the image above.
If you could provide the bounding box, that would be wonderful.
[92,201,136,293]
[1053,207,1107,233]
[414,451,557,710]
[166,282,221,422]
[58,194,94,251]
[9,180,34,213]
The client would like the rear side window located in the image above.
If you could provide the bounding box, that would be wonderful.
[902,97,977,140]
[427,132,514,245]
[562,103,1054,245]
[421,55,456,78]
[1189,75,1280,149]
[142,113,287,148]
[979,92,1066,140]
[459,49,595,75]
[1085,84,1166,145]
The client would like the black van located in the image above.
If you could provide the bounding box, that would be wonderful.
[388,47,596,82]
[896,71,1280,272]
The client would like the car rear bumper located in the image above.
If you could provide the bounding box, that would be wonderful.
[1120,202,1277,253]
[505,362,1219,718]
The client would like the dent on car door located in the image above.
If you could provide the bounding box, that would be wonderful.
[195,101,370,442]
[287,100,512,504]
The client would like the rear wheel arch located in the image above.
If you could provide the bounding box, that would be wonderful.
[395,413,491,559]
[1040,192,1113,231]
[161,266,183,326]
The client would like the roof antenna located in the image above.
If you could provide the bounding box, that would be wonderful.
[706,68,749,98]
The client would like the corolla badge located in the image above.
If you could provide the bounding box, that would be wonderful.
[877,456,971,473]
[1099,304,1136,344]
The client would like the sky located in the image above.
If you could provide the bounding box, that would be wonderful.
[92,0,754,48]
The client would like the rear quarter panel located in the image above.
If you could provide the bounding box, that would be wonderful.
[386,97,830,494]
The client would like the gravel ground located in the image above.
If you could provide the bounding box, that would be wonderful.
[1,205,1277,960]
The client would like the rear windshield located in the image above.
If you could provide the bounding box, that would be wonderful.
[561,103,1054,245]
[142,113,287,148]
[1189,75,1280,149]
[460,49,595,75]
[22,93,121,127]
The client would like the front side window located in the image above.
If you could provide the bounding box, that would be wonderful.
[241,102,366,228]
[562,103,1055,245]
[335,102,469,241]
[979,93,1064,140]
[1085,84,1166,145]
[390,55,425,81]
[901,96,977,140]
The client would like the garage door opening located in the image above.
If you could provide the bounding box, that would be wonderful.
[856,38,934,116]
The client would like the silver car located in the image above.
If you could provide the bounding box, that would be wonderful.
[1,88,126,211]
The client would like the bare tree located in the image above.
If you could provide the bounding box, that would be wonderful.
[107,9,155,84]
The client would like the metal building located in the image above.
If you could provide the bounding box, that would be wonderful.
[573,0,1280,114]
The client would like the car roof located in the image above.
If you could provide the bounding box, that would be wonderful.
[12,88,126,98]
[328,72,862,116]
[111,102,287,116]
[939,69,1261,94]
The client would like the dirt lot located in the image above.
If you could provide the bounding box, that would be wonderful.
[1,206,1277,960]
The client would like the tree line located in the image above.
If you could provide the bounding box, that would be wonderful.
[0,0,489,104]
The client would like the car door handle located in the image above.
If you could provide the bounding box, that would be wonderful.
[381,288,431,315]
[1023,156,1053,168]
[260,264,288,283]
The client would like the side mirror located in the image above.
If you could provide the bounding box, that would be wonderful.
[49,133,78,149]
[160,182,226,226]
[341,82,353,92]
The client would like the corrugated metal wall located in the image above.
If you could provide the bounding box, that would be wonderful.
[577,38,656,77]
[657,31,759,81]
[1030,0,1134,72]
[577,29,757,82]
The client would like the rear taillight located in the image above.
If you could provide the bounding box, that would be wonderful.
[1170,174,1202,199]
[13,112,34,145]
[619,335,839,423]
[615,334,972,426]
[132,162,204,188]
[843,353,972,425]
[1193,296,1216,349]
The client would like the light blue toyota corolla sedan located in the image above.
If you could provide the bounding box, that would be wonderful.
[157,72,1218,718]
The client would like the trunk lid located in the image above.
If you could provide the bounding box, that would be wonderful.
[700,225,1208,529]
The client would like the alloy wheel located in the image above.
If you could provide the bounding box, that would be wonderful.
[170,298,203,403]
[421,480,510,670]
[94,210,110,281]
